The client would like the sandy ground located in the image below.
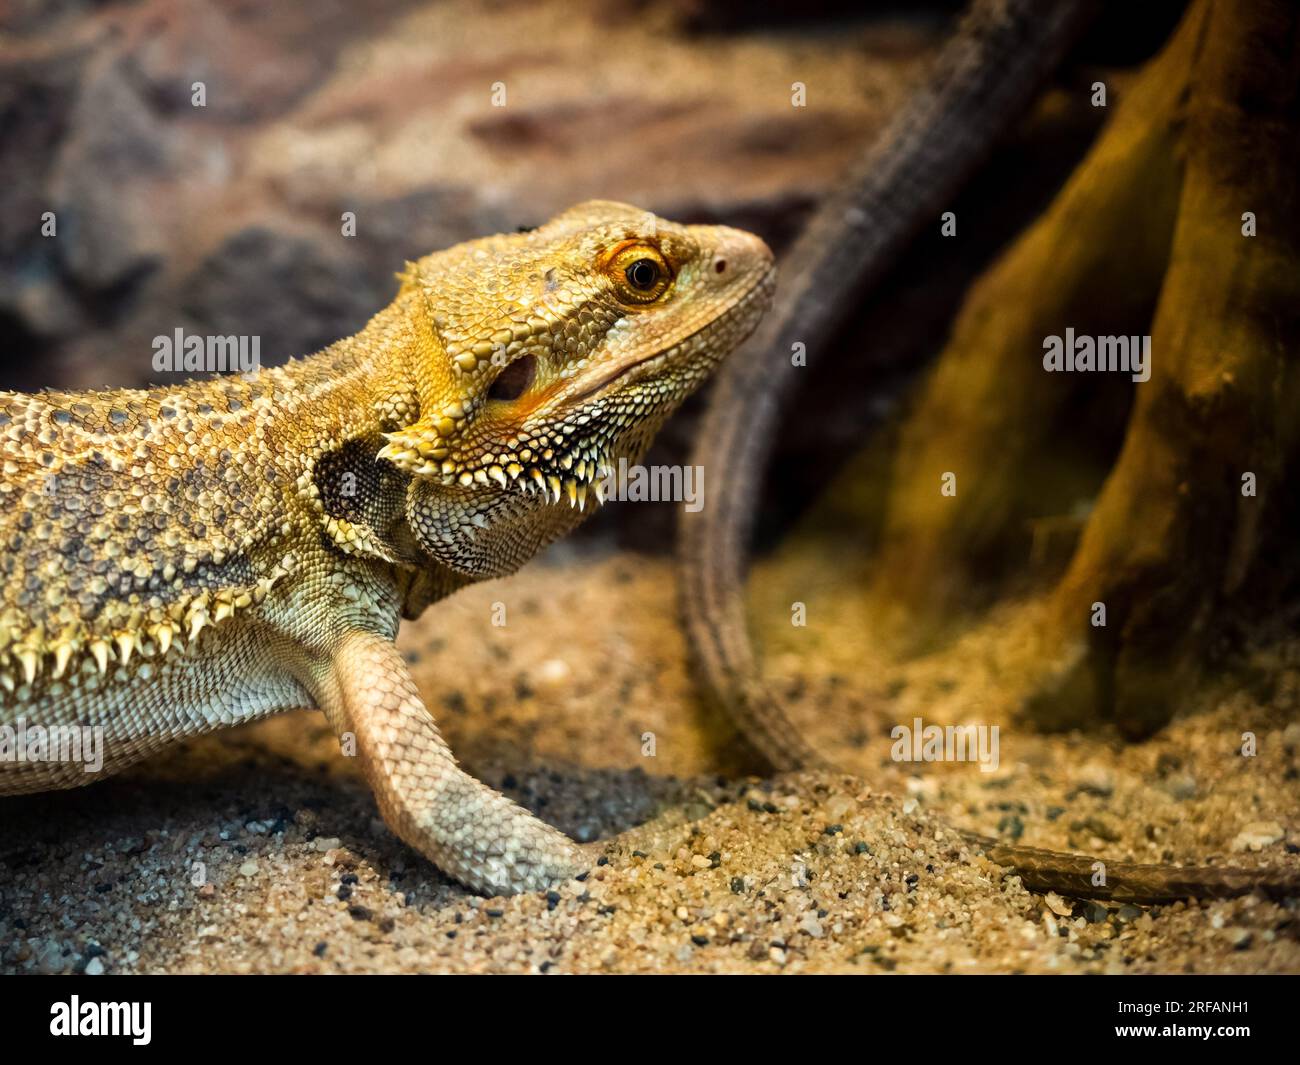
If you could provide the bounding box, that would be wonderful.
[2,531,1299,974]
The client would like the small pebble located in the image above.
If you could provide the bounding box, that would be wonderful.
[1082,901,1109,924]
[1076,764,1115,796]
[1232,821,1285,852]
[1045,892,1073,917]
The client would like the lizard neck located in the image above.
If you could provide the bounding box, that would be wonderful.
[280,289,479,608]
[271,288,433,450]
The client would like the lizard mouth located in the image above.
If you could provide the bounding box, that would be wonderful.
[501,261,775,509]
[496,263,776,510]
[388,259,776,511]
[568,349,668,403]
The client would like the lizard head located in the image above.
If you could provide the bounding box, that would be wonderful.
[379,200,774,578]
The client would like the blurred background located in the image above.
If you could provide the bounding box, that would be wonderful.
[1,0,1186,550]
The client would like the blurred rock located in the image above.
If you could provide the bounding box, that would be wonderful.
[0,0,939,393]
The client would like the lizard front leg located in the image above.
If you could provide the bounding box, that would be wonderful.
[315,629,586,895]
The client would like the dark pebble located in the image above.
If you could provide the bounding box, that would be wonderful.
[1082,901,1109,924]
[546,891,561,911]
[348,906,372,921]
[313,942,327,958]
[691,935,709,947]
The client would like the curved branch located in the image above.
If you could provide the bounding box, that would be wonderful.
[678,0,1096,770]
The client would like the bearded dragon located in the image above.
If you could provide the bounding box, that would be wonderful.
[0,201,775,897]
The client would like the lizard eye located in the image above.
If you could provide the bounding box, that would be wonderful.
[487,354,537,401]
[625,258,660,290]
[606,244,672,305]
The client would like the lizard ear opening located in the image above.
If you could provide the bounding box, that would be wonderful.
[312,434,411,562]
[487,355,537,402]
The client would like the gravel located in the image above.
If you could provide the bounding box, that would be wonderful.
[1,550,1297,974]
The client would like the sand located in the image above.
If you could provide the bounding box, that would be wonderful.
[2,540,1298,974]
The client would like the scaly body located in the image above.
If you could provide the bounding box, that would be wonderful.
[0,201,774,896]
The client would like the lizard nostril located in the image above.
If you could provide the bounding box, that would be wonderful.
[714,259,727,274]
